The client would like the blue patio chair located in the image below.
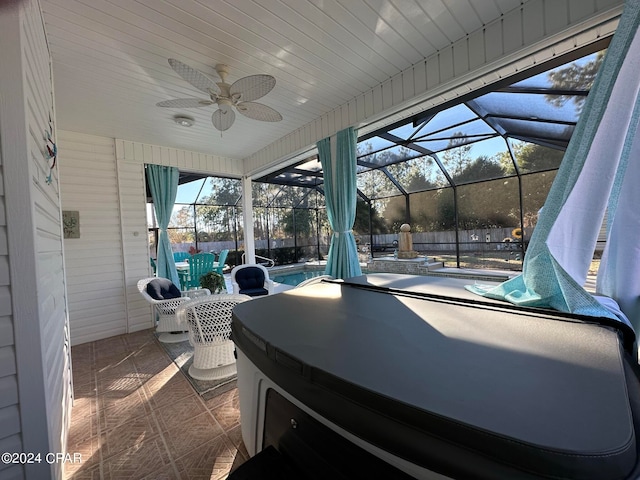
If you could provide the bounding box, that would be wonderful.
[173,251,191,262]
[212,249,229,275]
[179,252,216,290]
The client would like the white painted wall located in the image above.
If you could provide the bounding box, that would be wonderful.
[0,1,72,479]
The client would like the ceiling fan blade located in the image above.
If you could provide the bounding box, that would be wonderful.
[236,102,282,122]
[168,58,220,95]
[230,74,276,102]
[156,98,214,108]
[212,108,236,131]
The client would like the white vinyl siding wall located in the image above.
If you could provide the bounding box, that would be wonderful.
[0,0,72,479]
[58,132,127,345]
[243,0,623,177]
[115,140,243,177]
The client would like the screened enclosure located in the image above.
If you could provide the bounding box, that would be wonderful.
[147,173,330,268]
[147,174,245,266]
[257,44,607,271]
[148,44,607,271]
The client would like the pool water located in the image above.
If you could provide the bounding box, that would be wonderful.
[272,270,325,286]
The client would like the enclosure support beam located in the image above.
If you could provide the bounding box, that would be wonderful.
[242,176,256,264]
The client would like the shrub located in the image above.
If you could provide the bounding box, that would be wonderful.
[199,271,226,294]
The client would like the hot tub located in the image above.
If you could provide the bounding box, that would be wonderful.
[230,274,640,479]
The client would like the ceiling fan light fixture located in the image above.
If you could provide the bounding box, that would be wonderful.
[174,115,194,127]
[217,99,233,114]
[160,59,282,132]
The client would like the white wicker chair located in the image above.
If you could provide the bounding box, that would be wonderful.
[231,264,274,297]
[176,294,251,381]
[137,277,210,343]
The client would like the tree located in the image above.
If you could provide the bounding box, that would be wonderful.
[281,208,316,237]
[353,199,386,235]
[197,177,242,240]
[494,141,562,227]
[434,188,456,230]
[168,205,195,243]
[498,141,564,174]
[440,134,473,179]
[546,51,605,113]
[428,139,518,229]
[453,155,505,184]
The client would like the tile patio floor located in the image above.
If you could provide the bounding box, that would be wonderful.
[65,328,247,479]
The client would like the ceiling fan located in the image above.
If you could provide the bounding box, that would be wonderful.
[157,59,282,132]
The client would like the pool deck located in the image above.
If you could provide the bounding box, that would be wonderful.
[223,260,597,293]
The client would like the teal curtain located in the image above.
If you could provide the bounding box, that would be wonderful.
[468,0,640,329]
[318,127,362,279]
[147,165,180,286]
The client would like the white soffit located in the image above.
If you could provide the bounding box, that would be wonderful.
[244,0,623,178]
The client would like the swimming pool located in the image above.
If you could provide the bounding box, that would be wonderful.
[271,267,511,287]
[271,269,326,286]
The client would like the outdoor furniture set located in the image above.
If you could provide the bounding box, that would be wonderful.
[137,263,276,382]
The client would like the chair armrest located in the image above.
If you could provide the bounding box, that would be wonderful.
[181,288,211,298]
[265,279,275,295]
[194,288,211,297]
[175,302,188,326]
[154,296,191,316]
[231,280,240,295]
[177,270,189,288]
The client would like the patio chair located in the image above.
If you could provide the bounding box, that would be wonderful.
[212,249,229,275]
[173,251,191,262]
[178,252,216,290]
[137,277,210,343]
[231,264,274,297]
[176,294,251,381]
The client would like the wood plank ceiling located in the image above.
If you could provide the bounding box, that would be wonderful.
[40,0,524,160]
